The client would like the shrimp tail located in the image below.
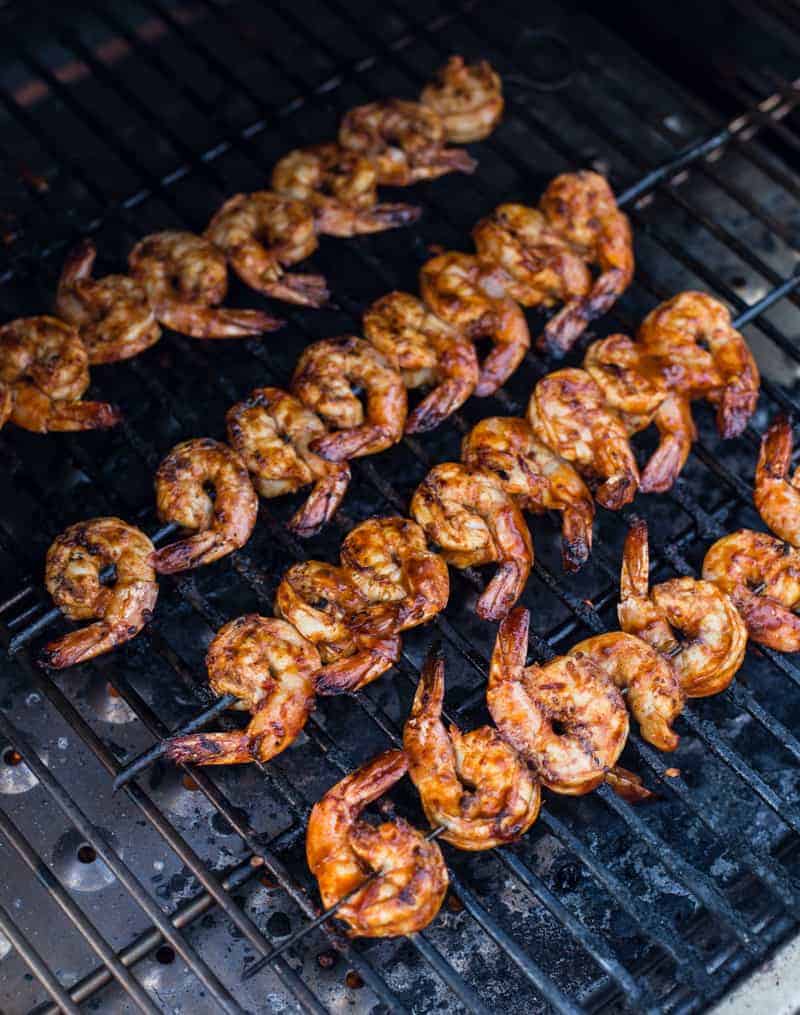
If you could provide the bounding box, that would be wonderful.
[595,472,638,511]
[491,607,530,682]
[59,237,96,285]
[157,302,283,338]
[164,731,257,766]
[538,297,591,356]
[435,148,478,177]
[39,621,123,669]
[605,765,657,803]
[314,636,401,694]
[410,646,445,719]
[716,385,758,440]
[405,379,473,434]
[640,395,696,494]
[758,413,793,482]
[318,202,422,237]
[150,531,222,574]
[311,426,393,462]
[560,504,594,573]
[288,466,351,538]
[474,341,529,397]
[263,272,330,308]
[48,399,123,432]
[335,749,409,808]
[620,518,650,601]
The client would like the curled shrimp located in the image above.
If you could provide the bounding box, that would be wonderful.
[55,239,161,364]
[420,252,530,396]
[363,291,479,433]
[489,608,629,795]
[306,749,448,937]
[410,462,532,621]
[755,414,800,547]
[527,368,639,510]
[420,55,504,143]
[271,143,421,237]
[461,415,595,573]
[275,560,401,695]
[129,231,282,338]
[41,517,158,669]
[637,291,759,439]
[165,615,319,766]
[619,519,747,697]
[151,438,258,573]
[291,336,407,461]
[338,99,476,186]
[0,315,120,433]
[226,387,350,538]
[404,647,540,850]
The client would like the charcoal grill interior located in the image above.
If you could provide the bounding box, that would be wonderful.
[2,1,800,1012]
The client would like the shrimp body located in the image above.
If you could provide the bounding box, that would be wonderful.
[306,749,448,937]
[754,414,800,547]
[226,387,350,538]
[420,55,504,142]
[165,615,319,766]
[42,517,158,668]
[152,438,258,573]
[404,649,540,850]
[489,608,628,794]
[410,462,532,621]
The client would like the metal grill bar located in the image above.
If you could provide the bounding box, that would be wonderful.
[0,903,81,1015]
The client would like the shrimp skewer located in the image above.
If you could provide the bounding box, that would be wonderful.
[754,414,800,547]
[420,56,504,143]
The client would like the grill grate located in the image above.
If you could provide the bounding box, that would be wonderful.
[2,1,800,1012]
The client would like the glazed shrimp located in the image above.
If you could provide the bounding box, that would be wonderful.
[41,518,158,669]
[129,231,281,338]
[462,415,595,573]
[638,291,759,439]
[703,529,800,652]
[151,438,258,573]
[404,647,540,850]
[0,315,120,433]
[420,252,530,396]
[338,99,476,186]
[755,414,800,547]
[527,368,639,510]
[291,336,407,461]
[164,615,319,766]
[619,519,747,697]
[275,560,401,694]
[363,291,479,433]
[410,462,532,621]
[420,55,504,143]
[340,516,450,636]
[489,608,628,794]
[55,239,161,364]
[226,387,350,538]
[271,143,421,237]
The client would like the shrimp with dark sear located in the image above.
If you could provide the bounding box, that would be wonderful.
[363,291,479,433]
[462,415,595,573]
[404,647,540,850]
[419,55,504,142]
[164,615,318,766]
[0,315,120,433]
[151,438,258,573]
[410,462,532,621]
[420,252,530,396]
[205,192,329,307]
[41,517,158,668]
[489,608,629,794]
[527,368,639,510]
[129,231,282,338]
[306,749,448,937]
[275,560,401,694]
[754,414,800,547]
[291,336,407,461]
[271,142,421,236]
[619,519,747,697]
[338,99,476,186]
[226,387,350,538]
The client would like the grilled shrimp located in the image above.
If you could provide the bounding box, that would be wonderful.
[151,438,258,573]
[462,415,595,573]
[340,516,450,636]
[226,387,350,538]
[306,749,448,937]
[41,518,158,669]
[291,336,407,460]
[410,462,532,621]
[271,142,421,237]
[703,529,800,652]
[527,368,639,510]
[489,608,628,794]
[0,315,120,433]
[619,519,747,697]
[638,291,759,439]
[419,55,504,142]
[0,382,11,431]
[129,231,281,338]
[338,99,476,186]
[275,560,401,694]
[165,615,319,766]
[55,239,161,364]
[205,192,329,307]
[363,291,479,433]
[420,252,530,396]
[755,414,800,547]
[404,647,540,850]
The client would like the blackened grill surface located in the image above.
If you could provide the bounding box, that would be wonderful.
[1,1,800,1013]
